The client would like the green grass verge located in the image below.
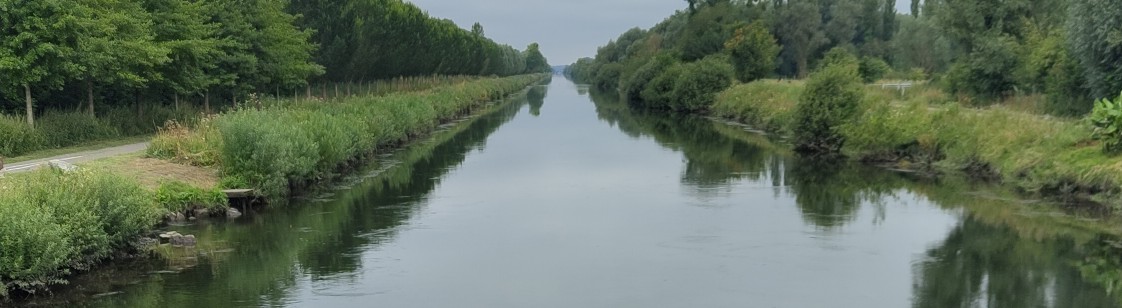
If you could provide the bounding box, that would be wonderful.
[711,79,1122,205]
[149,74,548,198]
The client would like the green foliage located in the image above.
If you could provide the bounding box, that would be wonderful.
[291,0,536,80]
[816,47,861,72]
[637,56,734,112]
[155,181,227,213]
[1067,0,1122,100]
[859,57,892,83]
[155,75,543,198]
[945,36,1021,101]
[523,43,552,74]
[711,80,802,133]
[564,58,597,83]
[1090,92,1122,154]
[724,21,780,82]
[0,169,161,297]
[668,56,735,111]
[792,62,865,153]
[622,53,678,105]
[0,105,200,158]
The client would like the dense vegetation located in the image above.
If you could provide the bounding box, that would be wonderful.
[0,0,550,157]
[149,74,547,198]
[291,0,551,81]
[568,0,1121,116]
[0,169,162,299]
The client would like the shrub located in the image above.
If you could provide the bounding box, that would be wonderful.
[0,169,160,297]
[859,57,892,83]
[724,21,780,83]
[1090,92,1122,154]
[816,47,860,73]
[792,62,866,154]
[0,114,44,157]
[667,55,735,111]
[155,181,228,213]
[36,112,119,148]
[622,53,678,106]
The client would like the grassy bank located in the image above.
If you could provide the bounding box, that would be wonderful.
[148,74,547,198]
[711,79,1122,205]
[0,169,162,299]
[0,74,544,301]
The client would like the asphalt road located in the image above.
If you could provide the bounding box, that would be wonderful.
[1,142,150,174]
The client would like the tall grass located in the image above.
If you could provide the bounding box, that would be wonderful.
[0,105,202,158]
[711,80,802,134]
[0,169,162,298]
[712,79,1122,201]
[149,74,545,197]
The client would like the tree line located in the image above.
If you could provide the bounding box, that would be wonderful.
[567,0,1121,115]
[291,0,550,82]
[0,0,550,129]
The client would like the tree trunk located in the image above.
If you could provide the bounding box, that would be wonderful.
[204,91,211,114]
[87,79,95,115]
[174,93,180,111]
[306,84,311,100]
[25,83,34,128]
[135,90,143,118]
[335,83,339,98]
[321,83,327,99]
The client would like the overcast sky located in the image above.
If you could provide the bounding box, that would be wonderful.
[406,0,914,66]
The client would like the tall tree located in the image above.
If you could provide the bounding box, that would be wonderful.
[144,0,224,110]
[776,1,827,77]
[1068,0,1122,99]
[523,43,551,73]
[76,0,169,115]
[0,0,87,127]
[725,21,781,82]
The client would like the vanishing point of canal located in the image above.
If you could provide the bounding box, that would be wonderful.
[30,78,1122,307]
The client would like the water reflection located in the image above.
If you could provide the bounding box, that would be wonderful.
[585,86,1122,307]
[22,79,1122,307]
[29,89,531,308]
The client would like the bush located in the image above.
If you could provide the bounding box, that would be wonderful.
[0,114,44,157]
[859,57,892,83]
[725,21,780,83]
[155,181,228,213]
[667,55,735,111]
[792,62,866,154]
[816,48,860,73]
[1090,92,1122,154]
[0,169,160,297]
[639,56,734,112]
[622,53,678,106]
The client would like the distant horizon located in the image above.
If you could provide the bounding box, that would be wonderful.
[407,0,913,65]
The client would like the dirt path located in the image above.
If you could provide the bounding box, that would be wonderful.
[2,142,150,174]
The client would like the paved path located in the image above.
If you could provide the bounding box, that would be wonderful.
[1,142,150,174]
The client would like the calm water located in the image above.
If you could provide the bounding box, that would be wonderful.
[27,78,1122,307]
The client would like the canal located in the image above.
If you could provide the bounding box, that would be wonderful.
[28,78,1122,307]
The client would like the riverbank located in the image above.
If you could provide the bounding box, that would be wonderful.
[709,79,1121,206]
[0,74,547,301]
